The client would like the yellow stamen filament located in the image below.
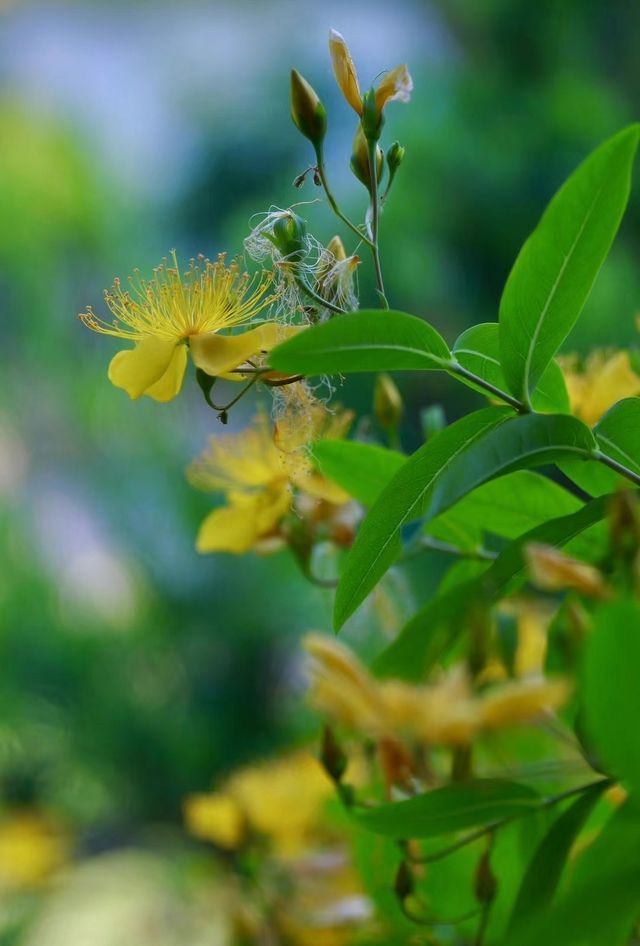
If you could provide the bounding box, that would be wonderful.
[80,251,275,341]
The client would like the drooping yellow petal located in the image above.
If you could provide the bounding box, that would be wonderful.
[145,343,188,402]
[190,322,296,379]
[196,487,290,554]
[107,337,182,399]
[292,471,351,506]
[375,63,413,111]
[329,29,362,114]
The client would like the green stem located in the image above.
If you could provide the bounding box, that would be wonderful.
[203,373,259,414]
[366,139,388,307]
[593,449,640,488]
[449,361,640,490]
[295,275,346,315]
[314,148,374,249]
[449,361,528,413]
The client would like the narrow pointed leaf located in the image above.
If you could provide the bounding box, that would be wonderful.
[354,780,539,840]
[269,310,452,375]
[499,125,640,405]
[508,782,607,929]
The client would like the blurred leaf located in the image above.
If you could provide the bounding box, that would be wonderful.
[453,322,570,412]
[504,800,640,946]
[335,412,596,629]
[354,780,539,839]
[312,440,406,506]
[269,310,452,375]
[499,125,640,405]
[334,407,512,629]
[583,598,640,795]
[507,781,607,929]
[374,491,618,680]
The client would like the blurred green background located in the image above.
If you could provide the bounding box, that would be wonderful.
[1,0,639,931]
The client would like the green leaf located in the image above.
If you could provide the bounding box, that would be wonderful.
[334,408,513,629]
[583,598,640,796]
[453,322,570,412]
[354,780,539,840]
[504,801,640,946]
[374,491,619,681]
[371,579,477,679]
[507,782,607,930]
[312,440,405,507]
[428,470,582,543]
[499,125,640,406]
[268,310,452,375]
[561,398,640,496]
[335,412,596,629]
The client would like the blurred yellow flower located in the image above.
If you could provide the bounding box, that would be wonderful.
[184,752,334,856]
[558,350,640,426]
[81,252,285,402]
[189,390,353,554]
[183,792,244,850]
[328,29,413,117]
[525,543,608,598]
[0,810,68,890]
[304,634,570,747]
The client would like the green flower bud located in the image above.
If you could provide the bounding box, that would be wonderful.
[290,69,327,150]
[361,86,384,142]
[374,373,403,430]
[271,211,307,261]
[387,140,406,174]
[350,126,383,194]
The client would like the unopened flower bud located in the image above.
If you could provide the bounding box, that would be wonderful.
[374,373,403,430]
[474,849,498,904]
[420,404,446,441]
[329,29,362,115]
[361,86,384,142]
[290,69,327,150]
[387,140,405,174]
[350,125,383,194]
[271,211,307,262]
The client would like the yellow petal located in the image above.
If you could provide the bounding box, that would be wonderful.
[293,471,351,505]
[190,322,296,379]
[329,29,362,114]
[196,497,261,554]
[108,338,182,400]
[145,343,188,402]
[196,488,290,554]
[375,63,413,111]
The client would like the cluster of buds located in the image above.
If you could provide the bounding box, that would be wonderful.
[290,30,411,196]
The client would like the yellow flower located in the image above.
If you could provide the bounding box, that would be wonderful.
[81,252,285,402]
[328,29,412,117]
[0,810,68,890]
[189,391,353,554]
[183,792,244,850]
[185,752,334,856]
[304,635,570,746]
[558,350,640,426]
[525,543,608,599]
